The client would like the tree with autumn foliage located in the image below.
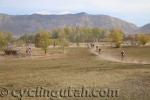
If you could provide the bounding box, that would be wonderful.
[35,31,51,54]
[136,34,150,46]
[109,29,124,48]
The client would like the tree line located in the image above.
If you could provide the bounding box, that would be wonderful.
[0,27,150,54]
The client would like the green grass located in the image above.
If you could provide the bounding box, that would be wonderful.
[0,47,150,100]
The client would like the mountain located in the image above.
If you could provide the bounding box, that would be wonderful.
[139,24,150,34]
[0,12,138,35]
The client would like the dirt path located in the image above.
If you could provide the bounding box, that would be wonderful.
[90,48,150,65]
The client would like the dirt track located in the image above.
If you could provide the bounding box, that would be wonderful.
[90,48,150,65]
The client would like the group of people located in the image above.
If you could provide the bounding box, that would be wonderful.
[87,43,102,54]
[87,43,126,60]
[25,43,126,60]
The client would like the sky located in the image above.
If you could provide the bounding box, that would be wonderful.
[0,0,150,26]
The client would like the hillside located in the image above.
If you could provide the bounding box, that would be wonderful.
[0,12,138,35]
[139,24,150,34]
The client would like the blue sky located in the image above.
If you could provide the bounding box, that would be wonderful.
[0,0,150,26]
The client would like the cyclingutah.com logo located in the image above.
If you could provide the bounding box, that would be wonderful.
[0,86,120,100]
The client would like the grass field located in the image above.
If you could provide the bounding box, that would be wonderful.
[0,47,150,100]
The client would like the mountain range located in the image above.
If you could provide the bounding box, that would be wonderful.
[0,12,149,36]
[138,24,150,34]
